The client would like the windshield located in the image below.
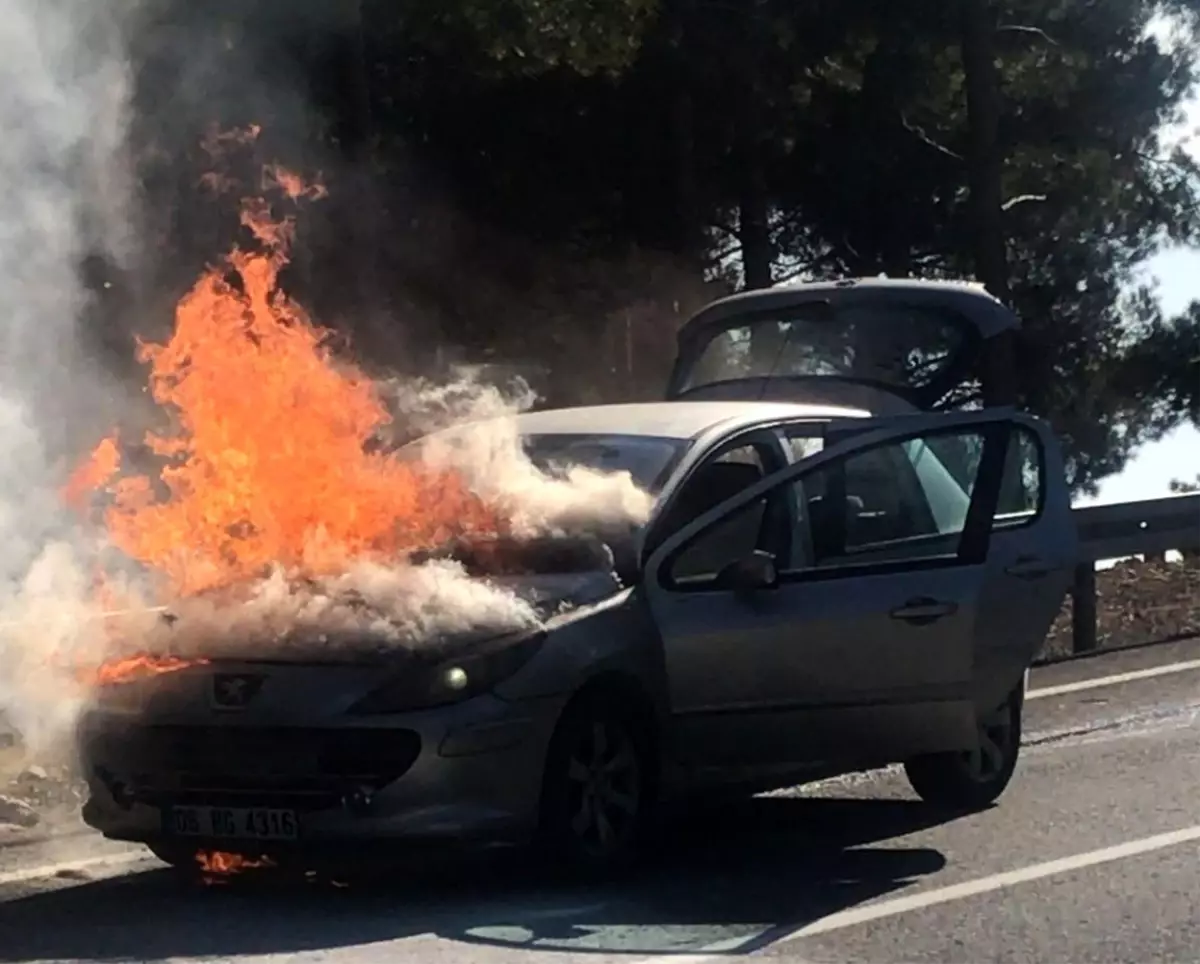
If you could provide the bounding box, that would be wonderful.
[395,428,686,493]
[679,303,969,397]
[521,433,686,494]
[397,430,685,579]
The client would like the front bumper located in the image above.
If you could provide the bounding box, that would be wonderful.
[77,692,566,849]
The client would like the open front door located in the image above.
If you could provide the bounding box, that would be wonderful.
[642,409,1030,778]
[666,278,1020,413]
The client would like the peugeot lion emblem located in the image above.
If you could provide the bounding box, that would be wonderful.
[210,673,266,710]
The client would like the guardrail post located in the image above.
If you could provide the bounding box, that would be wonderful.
[1071,563,1097,654]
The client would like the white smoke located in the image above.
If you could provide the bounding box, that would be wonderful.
[0,1,656,806]
[0,0,138,767]
[386,367,655,534]
[110,559,544,663]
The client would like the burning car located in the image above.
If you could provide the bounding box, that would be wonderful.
[76,277,1077,875]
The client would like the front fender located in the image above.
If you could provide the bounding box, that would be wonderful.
[492,587,664,703]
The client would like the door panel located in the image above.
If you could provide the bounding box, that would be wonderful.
[649,566,982,768]
[645,411,1019,774]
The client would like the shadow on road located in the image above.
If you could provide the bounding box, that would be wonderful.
[0,796,954,959]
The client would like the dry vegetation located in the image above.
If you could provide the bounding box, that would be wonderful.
[1039,558,1200,661]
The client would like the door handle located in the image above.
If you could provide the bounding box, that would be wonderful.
[889,597,958,625]
[1004,556,1055,580]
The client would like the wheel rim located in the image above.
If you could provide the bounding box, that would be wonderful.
[961,702,1015,783]
[563,719,642,857]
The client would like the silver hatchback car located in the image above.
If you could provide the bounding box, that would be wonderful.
[78,279,1077,874]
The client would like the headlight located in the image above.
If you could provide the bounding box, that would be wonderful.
[348,631,546,714]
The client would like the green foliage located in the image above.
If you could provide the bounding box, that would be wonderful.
[128,0,1200,494]
[372,0,660,76]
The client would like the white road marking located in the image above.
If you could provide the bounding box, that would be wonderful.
[1028,658,1200,700]
[630,823,1200,962]
[0,851,147,888]
[786,824,1200,938]
[629,934,759,964]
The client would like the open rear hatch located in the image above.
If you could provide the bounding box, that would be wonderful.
[666,278,1019,413]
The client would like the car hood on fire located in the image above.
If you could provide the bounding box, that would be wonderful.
[117,562,622,669]
[491,568,623,616]
[87,565,624,722]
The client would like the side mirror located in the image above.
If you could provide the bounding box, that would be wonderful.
[717,550,779,594]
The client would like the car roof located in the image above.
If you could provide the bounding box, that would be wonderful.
[509,400,869,441]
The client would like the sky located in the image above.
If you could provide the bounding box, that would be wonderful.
[1081,87,1200,508]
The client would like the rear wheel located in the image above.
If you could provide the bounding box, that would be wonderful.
[904,683,1023,810]
[538,689,655,878]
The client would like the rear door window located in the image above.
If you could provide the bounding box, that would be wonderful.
[994,426,1044,528]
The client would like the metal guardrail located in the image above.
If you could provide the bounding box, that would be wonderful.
[1068,494,1200,654]
[1074,494,1200,562]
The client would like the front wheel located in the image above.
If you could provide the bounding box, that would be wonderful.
[537,691,655,878]
[904,684,1023,811]
[145,842,207,879]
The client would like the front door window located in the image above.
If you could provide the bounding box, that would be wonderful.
[664,424,996,587]
[659,443,775,583]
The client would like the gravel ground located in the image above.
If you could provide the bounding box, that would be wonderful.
[0,753,86,838]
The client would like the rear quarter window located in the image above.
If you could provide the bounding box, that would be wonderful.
[994,426,1044,528]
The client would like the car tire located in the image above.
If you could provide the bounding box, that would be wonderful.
[904,683,1023,811]
[145,842,204,877]
[537,688,655,879]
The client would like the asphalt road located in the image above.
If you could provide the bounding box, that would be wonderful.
[1,637,1199,963]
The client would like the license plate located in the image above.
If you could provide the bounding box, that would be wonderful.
[166,806,299,841]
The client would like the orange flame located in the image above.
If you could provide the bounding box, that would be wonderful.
[195,850,275,877]
[70,148,504,599]
[263,163,328,201]
[86,653,209,687]
[200,123,262,159]
[61,436,120,511]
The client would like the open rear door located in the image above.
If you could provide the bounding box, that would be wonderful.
[667,278,1020,413]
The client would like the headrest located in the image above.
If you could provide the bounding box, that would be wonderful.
[673,460,764,520]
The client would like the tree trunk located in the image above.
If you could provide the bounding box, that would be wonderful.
[860,31,916,278]
[665,0,703,263]
[960,0,1016,406]
[330,0,392,355]
[739,156,773,289]
[737,0,773,291]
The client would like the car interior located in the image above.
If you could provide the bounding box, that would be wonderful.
[802,449,922,560]
[661,442,795,580]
